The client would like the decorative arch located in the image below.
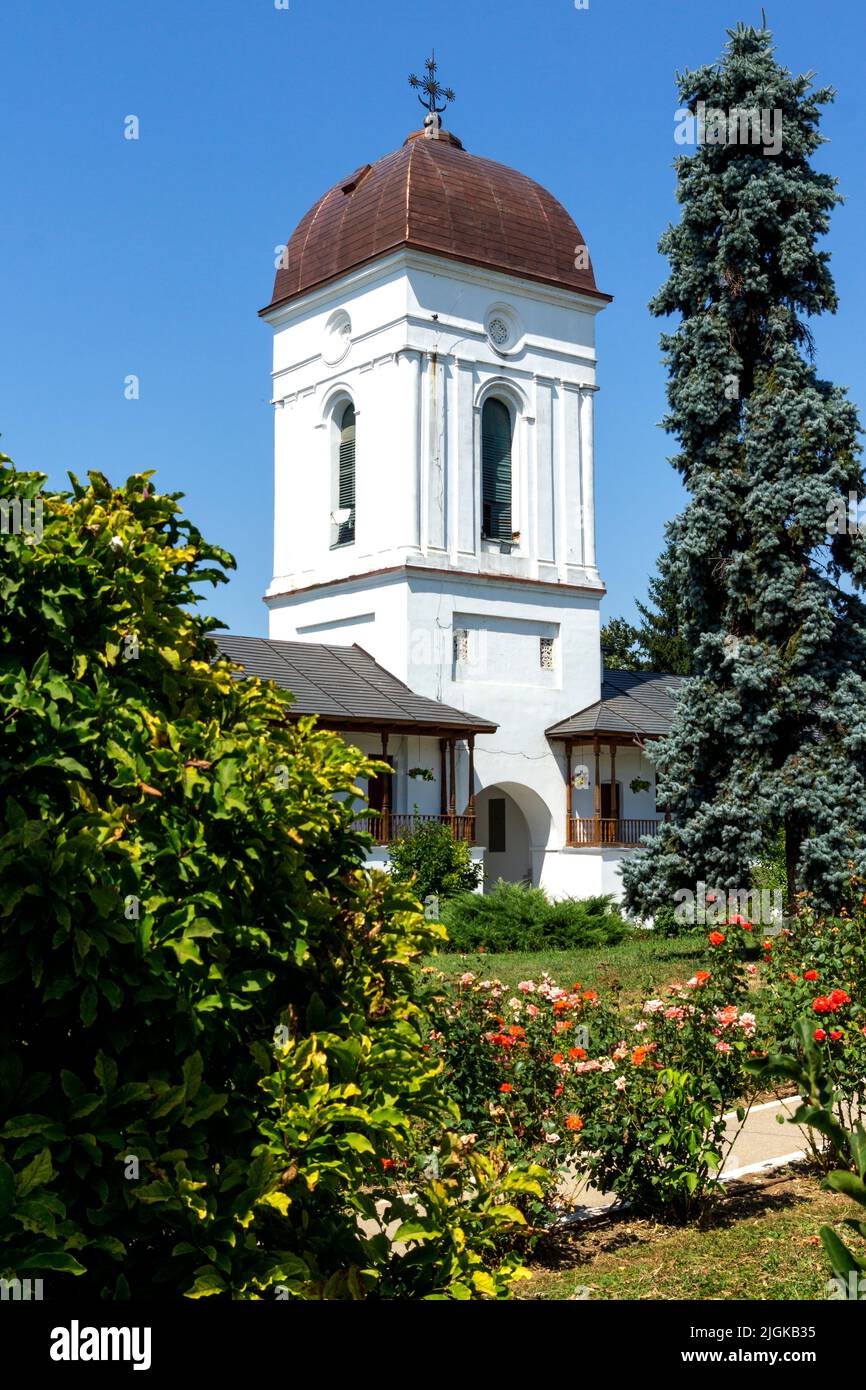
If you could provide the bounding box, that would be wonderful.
[321,386,357,548]
[470,781,554,889]
[474,379,528,548]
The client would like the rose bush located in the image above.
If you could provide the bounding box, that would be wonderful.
[757,903,866,1143]
[429,920,762,1222]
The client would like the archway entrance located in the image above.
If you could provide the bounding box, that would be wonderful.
[472,783,553,890]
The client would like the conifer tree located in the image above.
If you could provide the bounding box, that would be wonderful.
[623,22,866,917]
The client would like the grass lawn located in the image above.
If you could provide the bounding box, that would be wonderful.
[520,1169,848,1300]
[429,933,711,1005]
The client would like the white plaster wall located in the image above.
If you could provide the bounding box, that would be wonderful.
[264,249,606,603]
[260,239,662,905]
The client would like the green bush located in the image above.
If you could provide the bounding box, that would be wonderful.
[388,819,482,902]
[440,880,628,953]
[0,458,543,1300]
[749,1024,866,1299]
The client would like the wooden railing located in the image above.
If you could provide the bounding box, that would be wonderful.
[351,812,476,845]
[568,817,662,848]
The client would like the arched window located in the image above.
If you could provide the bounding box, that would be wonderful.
[333,402,356,546]
[481,398,513,541]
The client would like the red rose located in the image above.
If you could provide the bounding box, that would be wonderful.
[708,931,726,946]
[814,1029,827,1042]
[804,970,818,981]
[830,1030,843,1042]
[813,997,832,1014]
[829,989,851,1010]
[499,1083,512,1094]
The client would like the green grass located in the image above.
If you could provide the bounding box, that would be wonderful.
[520,1172,847,1300]
[429,932,710,1006]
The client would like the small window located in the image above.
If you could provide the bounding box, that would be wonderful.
[453,628,469,663]
[540,636,555,670]
[488,798,506,853]
[481,398,513,541]
[332,403,356,547]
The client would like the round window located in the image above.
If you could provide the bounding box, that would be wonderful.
[485,306,521,354]
[323,309,352,365]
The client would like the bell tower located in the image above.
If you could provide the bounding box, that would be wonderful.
[261,63,611,743]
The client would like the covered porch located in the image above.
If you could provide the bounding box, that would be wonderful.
[546,669,683,850]
[563,735,664,847]
[210,634,496,847]
[349,728,481,844]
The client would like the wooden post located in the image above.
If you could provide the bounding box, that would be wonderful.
[467,734,475,841]
[380,730,390,844]
[610,741,617,844]
[565,741,573,846]
[439,737,447,817]
[448,738,456,828]
[593,737,600,846]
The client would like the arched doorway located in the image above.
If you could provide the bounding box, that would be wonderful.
[472,783,553,890]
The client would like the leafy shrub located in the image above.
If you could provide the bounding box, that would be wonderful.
[429,923,759,1222]
[650,903,701,938]
[388,819,482,902]
[440,880,628,953]
[749,1023,866,1298]
[755,905,866,1146]
[0,459,541,1300]
[750,829,788,897]
[426,972,618,1212]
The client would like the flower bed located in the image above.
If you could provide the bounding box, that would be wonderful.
[427,922,763,1222]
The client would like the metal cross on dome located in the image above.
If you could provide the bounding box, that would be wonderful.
[408,52,455,116]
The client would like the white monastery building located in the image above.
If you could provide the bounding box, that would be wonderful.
[216,73,681,901]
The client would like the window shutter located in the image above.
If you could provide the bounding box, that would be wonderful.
[481,399,512,540]
[337,404,356,544]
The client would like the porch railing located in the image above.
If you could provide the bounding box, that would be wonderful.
[567,817,662,848]
[351,811,476,845]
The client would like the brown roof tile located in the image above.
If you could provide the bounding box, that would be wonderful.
[263,129,610,312]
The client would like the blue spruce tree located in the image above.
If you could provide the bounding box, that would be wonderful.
[623,22,866,917]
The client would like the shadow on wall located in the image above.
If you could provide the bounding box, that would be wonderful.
[472,782,552,891]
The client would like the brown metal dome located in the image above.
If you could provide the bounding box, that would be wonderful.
[263,130,609,313]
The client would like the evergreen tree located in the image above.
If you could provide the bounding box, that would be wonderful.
[623,22,866,918]
[634,533,694,676]
[600,615,643,671]
[602,536,693,676]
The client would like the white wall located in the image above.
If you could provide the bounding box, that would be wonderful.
[262,240,658,903]
[264,248,606,604]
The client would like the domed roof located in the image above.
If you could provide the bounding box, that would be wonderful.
[263,129,609,314]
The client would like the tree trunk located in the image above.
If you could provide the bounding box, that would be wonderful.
[784,819,800,918]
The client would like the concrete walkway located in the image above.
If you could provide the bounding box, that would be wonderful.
[561,1093,812,1217]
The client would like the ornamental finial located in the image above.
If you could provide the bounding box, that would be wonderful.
[408,51,455,138]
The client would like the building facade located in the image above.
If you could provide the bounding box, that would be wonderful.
[223,109,680,901]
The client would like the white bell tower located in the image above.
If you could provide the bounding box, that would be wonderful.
[261,93,611,758]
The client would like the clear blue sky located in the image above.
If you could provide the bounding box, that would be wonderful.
[2,0,863,635]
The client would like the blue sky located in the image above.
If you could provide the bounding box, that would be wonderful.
[2,0,864,636]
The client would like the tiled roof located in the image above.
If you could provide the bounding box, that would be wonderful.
[212,634,497,735]
[263,128,611,312]
[546,668,685,740]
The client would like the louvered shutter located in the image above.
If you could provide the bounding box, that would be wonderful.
[481,399,512,540]
[337,404,356,544]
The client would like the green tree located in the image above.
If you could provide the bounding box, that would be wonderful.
[602,539,693,677]
[600,616,643,671]
[623,22,866,918]
[388,820,482,903]
[633,536,694,676]
[0,457,541,1299]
